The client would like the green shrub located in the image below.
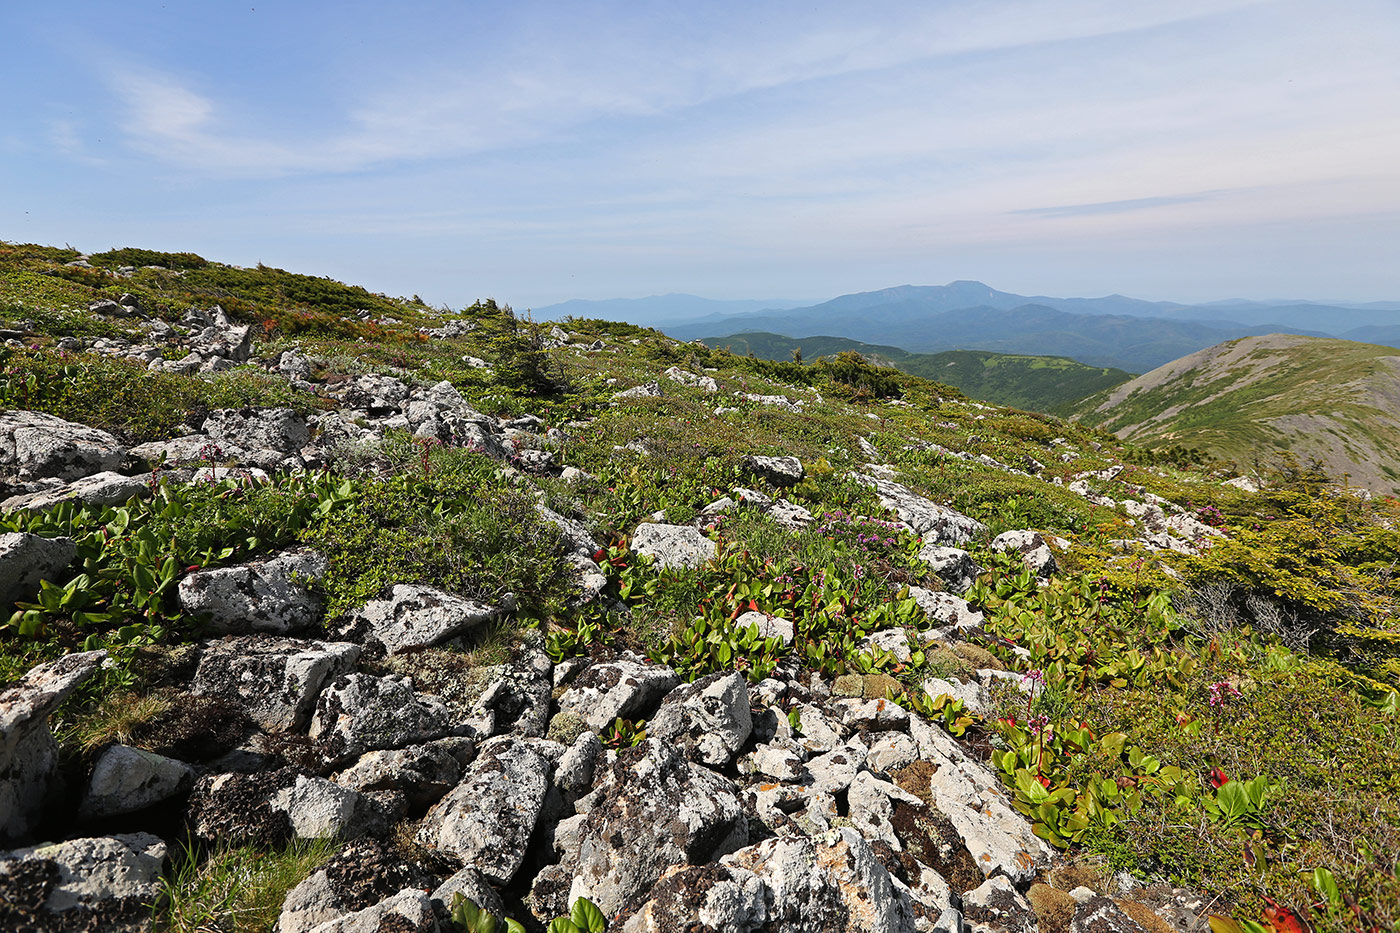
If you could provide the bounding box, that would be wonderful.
[87,247,209,270]
[304,443,574,620]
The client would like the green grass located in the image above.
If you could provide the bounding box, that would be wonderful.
[154,838,339,933]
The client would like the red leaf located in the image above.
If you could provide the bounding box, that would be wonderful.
[1209,767,1230,789]
[1263,899,1312,933]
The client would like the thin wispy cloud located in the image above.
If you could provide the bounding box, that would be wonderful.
[3,0,1398,305]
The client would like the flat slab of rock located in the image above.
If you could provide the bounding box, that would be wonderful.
[557,658,680,731]
[0,832,166,933]
[178,548,328,636]
[130,433,233,465]
[907,717,1055,883]
[565,738,749,917]
[417,737,550,884]
[202,407,311,455]
[0,411,126,481]
[79,744,195,820]
[341,583,506,655]
[309,674,452,766]
[649,672,753,767]
[0,471,150,512]
[631,523,716,570]
[909,587,984,632]
[193,635,361,733]
[1,650,105,840]
[851,473,985,544]
[332,741,468,809]
[0,531,76,608]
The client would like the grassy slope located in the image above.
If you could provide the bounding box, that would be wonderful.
[702,332,1132,411]
[1,243,1397,929]
[1074,334,1400,494]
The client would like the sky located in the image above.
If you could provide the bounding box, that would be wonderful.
[3,0,1400,310]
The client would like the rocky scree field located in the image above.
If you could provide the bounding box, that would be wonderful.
[0,242,1397,933]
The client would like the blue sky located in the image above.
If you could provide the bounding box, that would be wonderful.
[4,0,1399,309]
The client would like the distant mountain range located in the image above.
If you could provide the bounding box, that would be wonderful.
[540,282,1400,373]
[701,332,1131,412]
[1073,334,1400,495]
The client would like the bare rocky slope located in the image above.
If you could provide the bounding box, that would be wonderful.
[1075,334,1400,495]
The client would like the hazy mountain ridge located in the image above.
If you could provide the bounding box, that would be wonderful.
[1074,333,1400,495]
[537,281,1399,372]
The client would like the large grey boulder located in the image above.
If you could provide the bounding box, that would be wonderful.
[0,411,126,481]
[564,738,748,917]
[309,674,452,766]
[631,523,716,570]
[663,367,719,393]
[340,584,507,655]
[416,737,551,884]
[909,587,984,633]
[851,473,986,544]
[916,545,982,594]
[0,832,166,932]
[0,532,76,608]
[0,471,150,513]
[332,741,469,809]
[330,373,411,413]
[202,407,310,455]
[178,549,328,635]
[557,658,680,731]
[79,744,195,821]
[742,455,804,487]
[719,828,919,933]
[649,672,753,767]
[0,650,105,840]
[192,635,361,732]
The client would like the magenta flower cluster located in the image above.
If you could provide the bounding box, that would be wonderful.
[1208,680,1242,707]
[815,510,904,552]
